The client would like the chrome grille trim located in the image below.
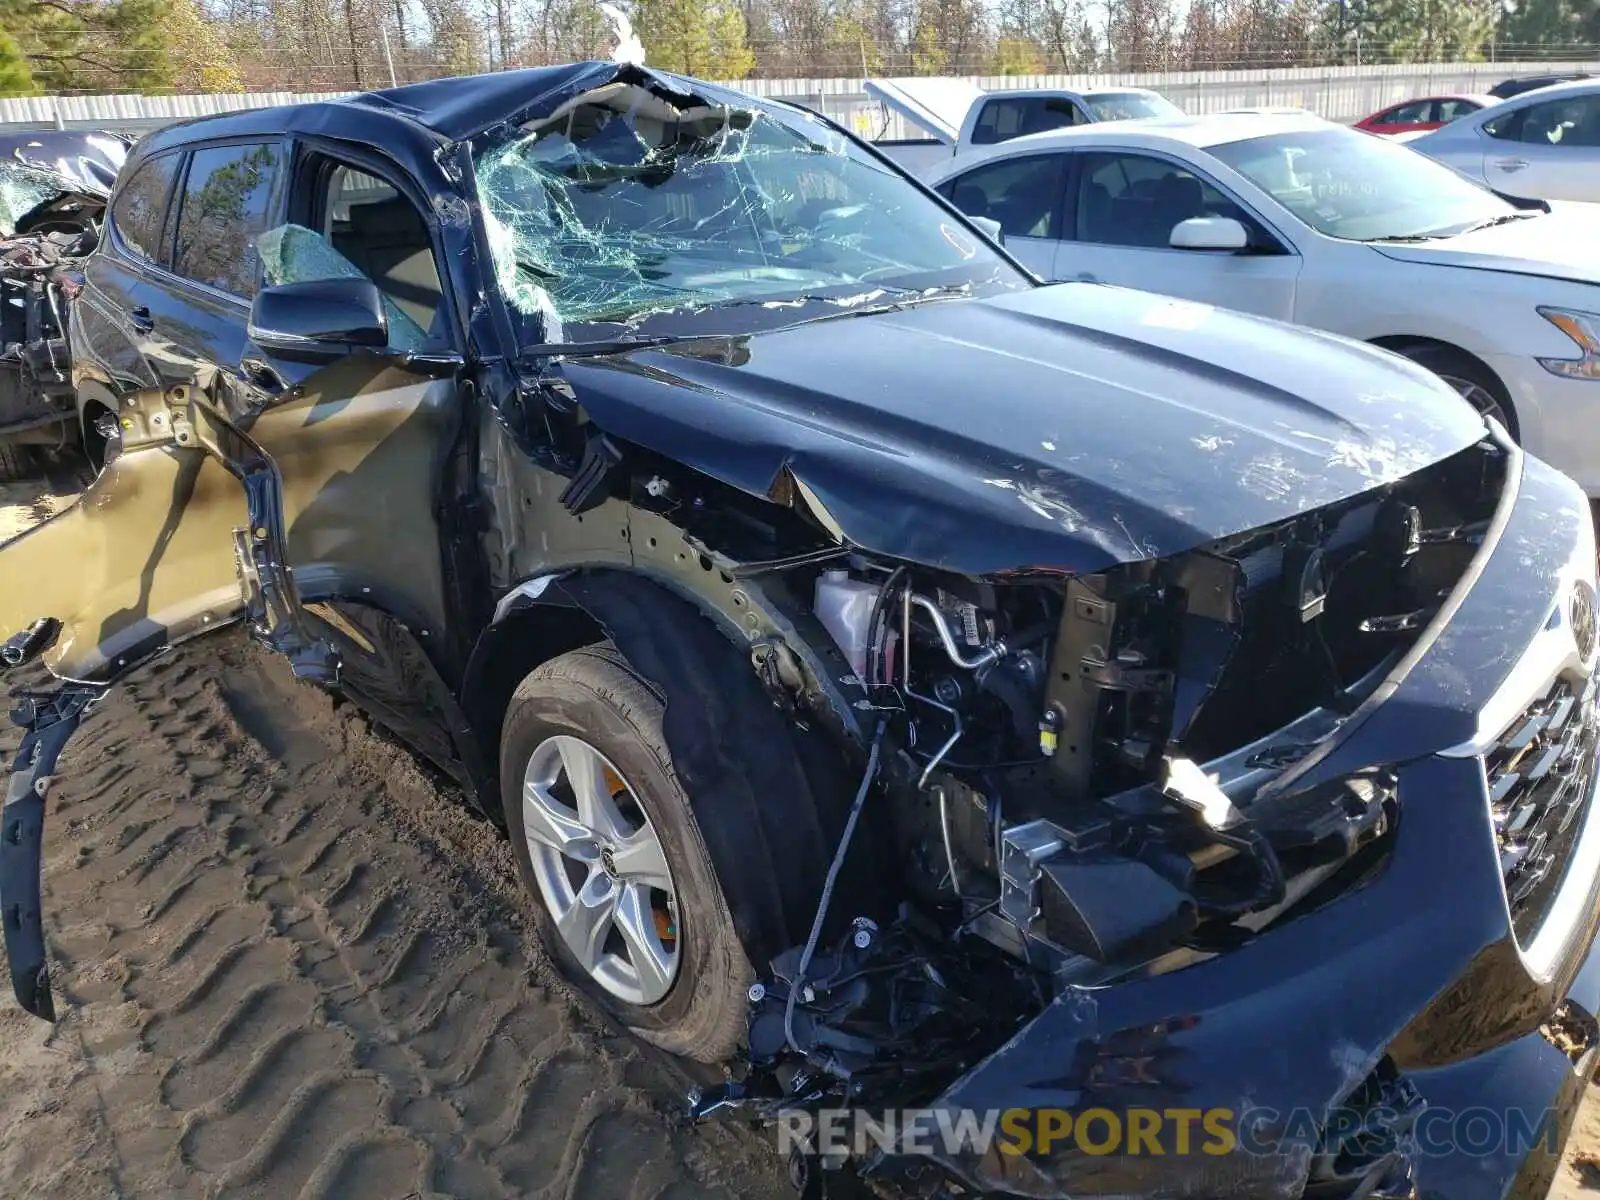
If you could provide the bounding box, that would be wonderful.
[1485,670,1600,946]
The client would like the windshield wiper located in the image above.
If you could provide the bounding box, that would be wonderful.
[1368,232,1449,243]
[521,334,701,359]
[1372,211,1542,244]
[1452,211,1542,236]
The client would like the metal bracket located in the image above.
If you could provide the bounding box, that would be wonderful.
[1,682,106,1020]
[999,820,1065,927]
[177,386,339,686]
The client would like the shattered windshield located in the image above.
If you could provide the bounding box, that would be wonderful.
[472,88,1025,341]
[0,164,61,238]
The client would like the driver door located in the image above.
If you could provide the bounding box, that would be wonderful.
[1055,149,1301,320]
[0,142,464,709]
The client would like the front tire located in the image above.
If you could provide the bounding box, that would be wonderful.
[501,647,753,1062]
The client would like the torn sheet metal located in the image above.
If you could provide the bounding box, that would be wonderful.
[0,431,247,683]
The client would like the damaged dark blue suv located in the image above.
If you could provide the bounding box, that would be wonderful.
[2,61,1598,1200]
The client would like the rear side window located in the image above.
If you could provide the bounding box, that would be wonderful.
[1512,95,1600,147]
[172,143,281,298]
[971,98,1084,146]
[943,154,1065,239]
[110,153,180,262]
[1385,101,1432,124]
[1484,107,1525,140]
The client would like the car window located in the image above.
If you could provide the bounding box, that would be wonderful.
[1514,95,1600,147]
[1385,101,1432,124]
[110,152,181,263]
[171,143,281,298]
[943,154,1064,239]
[323,165,444,339]
[1082,92,1185,121]
[1435,99,1477,122]
[971,98,1084,146]
[1484,107,1525,140]
[1209,126,1511,241]
[1074,151,1252,248]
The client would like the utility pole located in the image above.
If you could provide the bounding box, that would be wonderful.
[379,21,398,86]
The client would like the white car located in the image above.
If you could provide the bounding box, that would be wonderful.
[1406,77,1600,203]
[867,77,1184,174]
[925,112,1600,494]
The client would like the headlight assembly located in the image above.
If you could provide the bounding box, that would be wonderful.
[1537,307,1600,380]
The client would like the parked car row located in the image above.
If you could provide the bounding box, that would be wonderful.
[927,109,1600,494]
[2,59,1600,1200]
[1405,76,1600,203]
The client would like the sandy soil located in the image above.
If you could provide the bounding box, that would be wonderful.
[0,475,789,1199]
[1,473,1598,1200]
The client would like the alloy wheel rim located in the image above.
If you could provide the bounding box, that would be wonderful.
[1440,373,1509,434]
[521,734,680,1005]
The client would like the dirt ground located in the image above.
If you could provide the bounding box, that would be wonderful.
[0,475,790,1199]
[2,473,1600,1200]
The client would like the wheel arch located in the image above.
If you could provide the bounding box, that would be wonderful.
[466,566,882,966]
[1366,334,1518,438]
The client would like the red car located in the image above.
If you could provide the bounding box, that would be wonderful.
[1354,93,1494,135]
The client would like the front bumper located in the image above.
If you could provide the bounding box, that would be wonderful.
[905,450,1600,1199]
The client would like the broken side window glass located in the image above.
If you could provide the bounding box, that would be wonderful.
[257,223,430,352]
[470,88,1026,343]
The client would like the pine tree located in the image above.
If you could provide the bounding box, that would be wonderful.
[634,0,756,77]
[1501,0,1590,53]
[0,30,36,96]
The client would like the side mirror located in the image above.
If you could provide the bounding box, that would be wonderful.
[1170,216,1249,251]
[969,215,1005,245]
[247,277,390,363]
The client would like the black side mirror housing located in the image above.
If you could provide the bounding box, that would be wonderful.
[247,277,390,363]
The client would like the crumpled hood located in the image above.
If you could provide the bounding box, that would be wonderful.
[562,282,1487,575]
[1371,208,1600,286]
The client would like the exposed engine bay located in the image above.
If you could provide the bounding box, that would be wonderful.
[0,132,126,471]
[688,435,1509,1157]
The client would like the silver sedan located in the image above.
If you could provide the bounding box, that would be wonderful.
[1407,77,1600,203]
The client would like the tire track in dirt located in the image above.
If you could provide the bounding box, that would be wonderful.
[0,630,789,1200]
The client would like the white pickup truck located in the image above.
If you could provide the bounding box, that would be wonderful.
[865,77,1185,174]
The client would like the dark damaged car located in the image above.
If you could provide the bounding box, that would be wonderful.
[0,129,129,479]
[2,63,1599,1200]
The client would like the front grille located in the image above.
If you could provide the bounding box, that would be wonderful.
[1484,670,1600,941]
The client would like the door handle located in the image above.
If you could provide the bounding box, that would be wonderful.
[128,305,153,333]
[238,357,287,398]
[1077,271,1099,283]
[1493,157,1529,172]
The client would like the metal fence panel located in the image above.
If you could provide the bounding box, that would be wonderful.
[6,60,1598,138]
